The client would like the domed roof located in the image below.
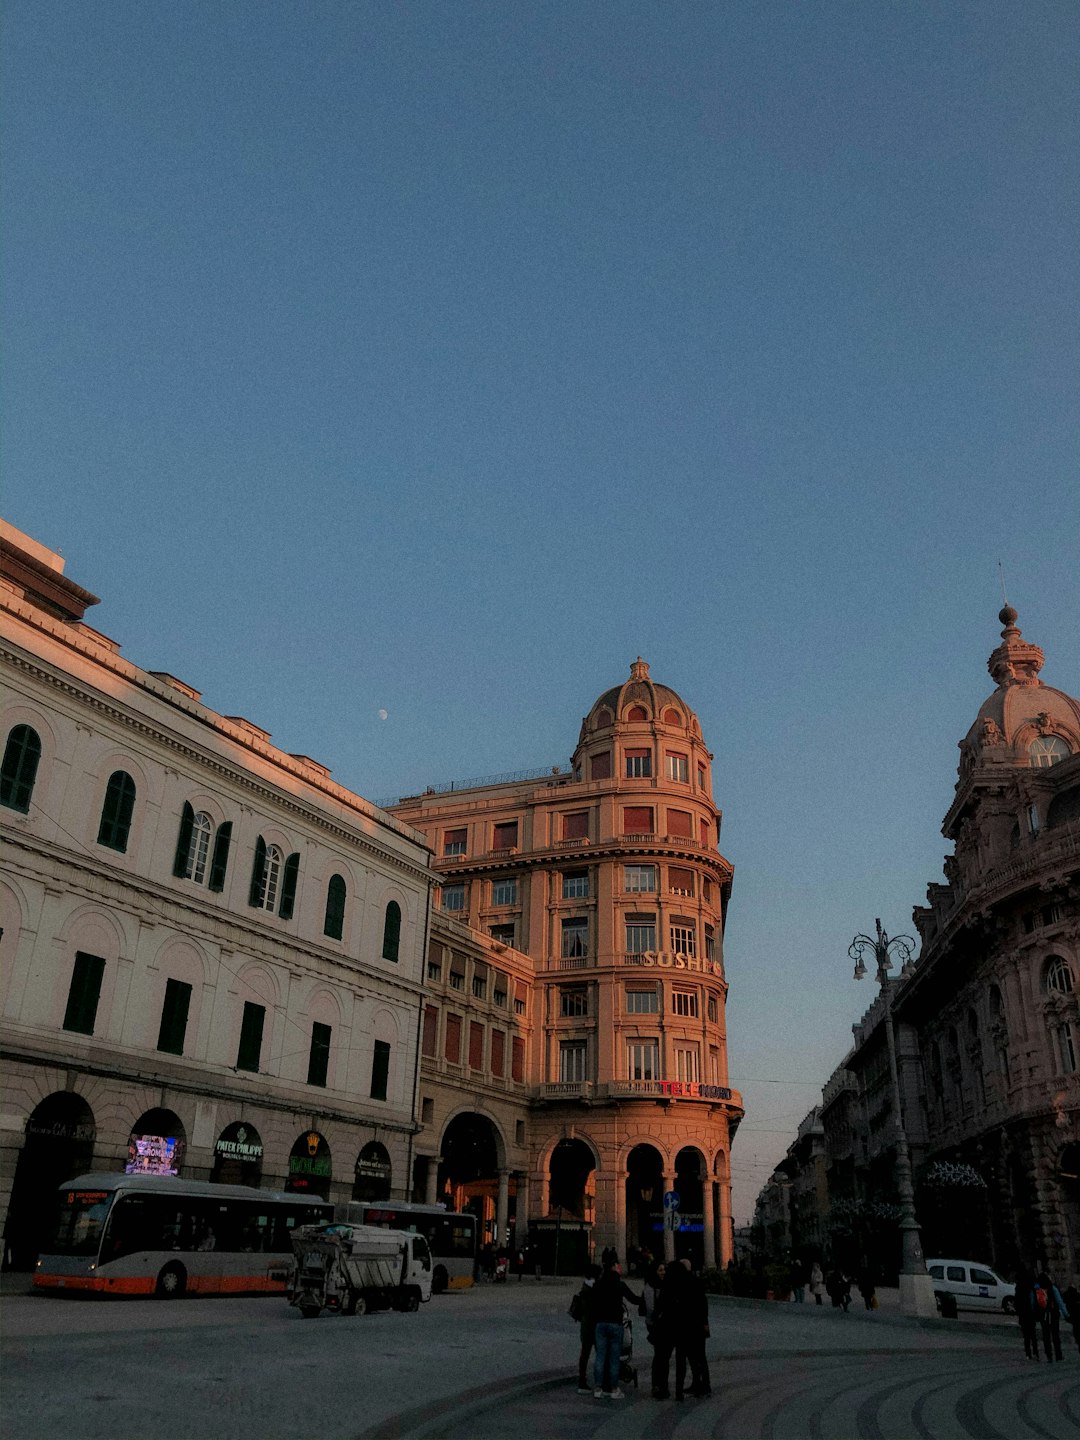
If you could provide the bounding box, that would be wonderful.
[961,607,1080,763]
[584,658,696,731]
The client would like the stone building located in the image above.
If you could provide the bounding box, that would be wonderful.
[901,606,1080,1276]
[392,660,743,1268]
[0,522,433,1269]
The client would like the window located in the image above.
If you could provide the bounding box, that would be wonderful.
[493,821,518,850]
[421,1097,435,1124]
[669,867,695,896]
[561,918,588,959]
[707,994,719,1023]
[442,883,465,913]
[1029,736,1071,767]
[382,901,402,961]
[1056,1022,1077,1075]
[624,864,657,893]
[468,1022,484,1070]
[562,870,589,899]
[1047,958,1074,994]
[445,1014,462,1063]
[513,995,526,1016]
[674,1043,700,1083]
[671,925,697,957]
[559,1041,587,1083]
[560,988,588,1017]
[472,974,487,1000]
[511,1036,525,1082]
[667,809,692,838]
[1,725,41,812]
[1027,803,1040,835]
[623,807,653,835]
[324,874,347,940]
[490,923,515,947]
[626,988,659,1014]
[491,877,517,906]
[708,1046,720,1081]
[1043,903,1063,927]
[308,1022,331,1087]
[156,979,192,1056]
[665,753,689,783]
[444,828,467,856]
[628,705,648,722]
[427,959,442,982]
[970,1268,997,1287]
[590,752,611,781]
[625,918,656,954]
[493,976,508,1006]
[173,804,210,883]
[236,1002,266,1073]
[207,821,232,893]
[627,1040,658,1081]
[672,989,698,1018]
[422,1005,438,1057]
[705,925,716,962]
[449,958,466,991]
[97,770,136,851]
[625,748,652,778]
[562,811,589,841]
[491,1029,505,1077]
[249,838,290,914]
[699,818,711,847]
[697,764,707,790]
[370,1040,390,1100]
[63,952,105,1035]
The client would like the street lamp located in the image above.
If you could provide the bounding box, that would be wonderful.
[849,919,937,1318]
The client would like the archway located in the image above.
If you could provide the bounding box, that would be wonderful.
[353,1141,392,1202]
[3,1093,96,1271]
[675,1146,706,1269]
[126,1108,186,1176]
[540,1138,595,1274]
[1058,1143,1080,1275]
[287,1130,332,1200]
[438,1112,504,1251]
[210,1121,263,1187]
[625,1143,664,1265]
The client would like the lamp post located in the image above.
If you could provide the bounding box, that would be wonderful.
[849,919,937,1318]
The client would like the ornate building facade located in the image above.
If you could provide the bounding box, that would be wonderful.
[393,660,743,1268]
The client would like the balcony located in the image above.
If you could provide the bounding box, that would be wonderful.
[532,1079,742,1107]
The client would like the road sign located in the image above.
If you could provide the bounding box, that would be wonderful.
[663,1190,680,1211]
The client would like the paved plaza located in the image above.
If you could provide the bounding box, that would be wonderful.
[2,1277,1077,1439]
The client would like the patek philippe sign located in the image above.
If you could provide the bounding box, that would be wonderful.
[630,951,722,976]
[658,1081,732,1101]
[215,1124,263,1161]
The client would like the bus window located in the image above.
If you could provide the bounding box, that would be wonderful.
[52,1190,113,1257]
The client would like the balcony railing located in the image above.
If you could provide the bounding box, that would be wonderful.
[532,1079,742,1106]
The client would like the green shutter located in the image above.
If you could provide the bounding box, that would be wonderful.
[208,821,232,892]
[324,874,346,939]
[382,901,401,961]
[63,952,106,1035]
[370,1040,390,1100]
[307,1022,331,1087]
[173,802,195,877]
[278,852,300,919]
[236,1002,265,1072]
[1,725,42,812]
[97,771,136,851]
[249,836,267,907]
[156,978,192,1055]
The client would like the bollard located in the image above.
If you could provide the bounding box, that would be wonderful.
[939,1292,957,1319]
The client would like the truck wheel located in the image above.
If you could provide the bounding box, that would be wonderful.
[346,1294,367,1316]
[402,1289,420,1313]
[155,1263,187,1299]
[432,1265,448,1295]
[1002,1295,1016,1315]
[300,1305,321,1320]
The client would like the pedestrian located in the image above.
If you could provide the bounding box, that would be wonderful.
[641,1260,666,1344]
[1060,1281,1080,1357]
[790,1257,806,1303]
[514,1247,525,1282]
[1032,1270,1069,1363]
[810,1261,825,1305]
[1014,1266,1038,1360]
[826,1268,850,1310]
[590,1253,642,1400]
[649,1257,684,1398]
[857,1263,877,1312]
[573,1264,601,1394]
[673,1259,712,1400]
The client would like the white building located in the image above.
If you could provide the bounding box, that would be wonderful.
[0,521,434,1269]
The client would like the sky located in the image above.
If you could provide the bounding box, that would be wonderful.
[3,1,1078,1224]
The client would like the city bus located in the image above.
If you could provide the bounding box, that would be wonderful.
[339,1201,477,1292]
[34,1173,332,1297]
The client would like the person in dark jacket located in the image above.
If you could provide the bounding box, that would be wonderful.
[1061,1282,1080,1357]
[674,1259,711,1399]
[1014,1267,1038,1360]
[575,1265,601,1393]
[590,1256,642,1399]
[1033,1271,1070,1362]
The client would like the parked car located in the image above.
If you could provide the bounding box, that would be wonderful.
[926,1258,1014,1314]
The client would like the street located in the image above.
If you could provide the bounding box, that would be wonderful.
[2,1278,1077,1439]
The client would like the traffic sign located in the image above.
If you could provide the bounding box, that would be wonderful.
[663,1190,680,1211]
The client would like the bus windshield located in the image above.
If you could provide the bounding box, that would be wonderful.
[51,1189,114,1258]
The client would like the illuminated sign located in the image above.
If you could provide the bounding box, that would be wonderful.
[125,1134,180,1176]
[658,1081,732,1101]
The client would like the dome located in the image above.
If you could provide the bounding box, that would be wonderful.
[582,658,696,737]
[961,608,1080,766]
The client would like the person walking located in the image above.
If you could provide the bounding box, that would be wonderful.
[590,1254,642,1400]
[1014,1267,1039,1360]
[1032,1271,1069,1363]
[641,1260,666,1344]
[650,1259,685,1399]
[673,1259,712,1400]
[573,1264,601,1394]
[810,1261,825,1305]
[790,1257,806,1303]
[1061,1281,1080,1357]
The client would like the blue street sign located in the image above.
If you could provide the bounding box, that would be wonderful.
[663,1190,680,1210]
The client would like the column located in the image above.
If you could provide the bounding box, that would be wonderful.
[703,1177,717,1270]
[613,1169,627,1263]
[663,1171,677,1262]
[424,1155,441,1206]
[496,1168,510,1249]
[717,1165,734,1267]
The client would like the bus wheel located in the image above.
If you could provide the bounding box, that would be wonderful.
[156,1263,187,1299]
[300,1305,321,1319]
[432,1265,448,1295]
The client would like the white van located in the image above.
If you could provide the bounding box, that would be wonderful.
[926,1258,1014,1314]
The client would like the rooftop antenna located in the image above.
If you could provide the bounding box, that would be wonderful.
[997,560,1009,608]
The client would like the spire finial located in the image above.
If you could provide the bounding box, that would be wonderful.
[630,657,650,681]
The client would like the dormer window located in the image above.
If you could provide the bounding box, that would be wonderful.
[1029,736,1070,767]
[628,705,649,722]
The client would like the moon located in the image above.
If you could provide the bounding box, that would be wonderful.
[378,709,388,721]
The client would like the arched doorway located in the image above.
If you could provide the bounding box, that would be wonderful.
[439,1112,503,1250]
[1058,1143,1080,1274]
[675,1146,706,1269]
[625,1143,664,1264]
[353,1142,392,1202]
[3,1093,96,1271]
[126,1109,186,1176]
[540,1138,595,1274]
[287,1130,332,1200]
[210,1122,263,1187]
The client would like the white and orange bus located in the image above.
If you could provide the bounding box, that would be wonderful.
[34,1173,332,1298]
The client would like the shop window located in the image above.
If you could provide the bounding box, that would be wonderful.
[1,724,42,812]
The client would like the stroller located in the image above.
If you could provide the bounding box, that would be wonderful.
[620,1301,638,1389]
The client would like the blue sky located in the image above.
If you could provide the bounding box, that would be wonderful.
[4,1,1078,1222]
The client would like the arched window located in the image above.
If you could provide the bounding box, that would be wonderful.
[628,705,649,722]
[382,901,401,962]
[1046,957,1074,995]
[97,770,136,852]
[1,725,42,812]
[324,874,347,940]
[250,838,283,912]
[1029,736,1071,768]
[1047,786,1080,831]
[173,803,213,884]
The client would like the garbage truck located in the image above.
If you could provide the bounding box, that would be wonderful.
[288,1223,432,1319]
